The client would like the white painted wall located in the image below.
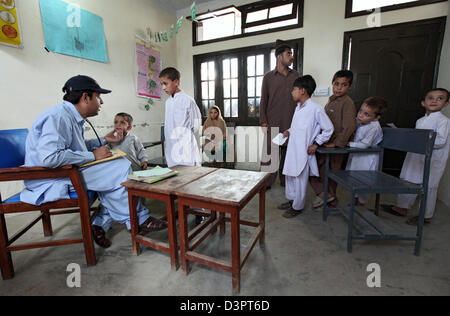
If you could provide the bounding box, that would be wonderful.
[437,1,450,206]
[175,0,450,196]
[0,0,177,198]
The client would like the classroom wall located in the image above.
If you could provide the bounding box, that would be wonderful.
[437,1,450,207]
[175,0,449,201]
[0,0,177,198]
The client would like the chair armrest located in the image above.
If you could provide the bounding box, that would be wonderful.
[0,165,75,182]
[143,141,163,148]
[317,147,383,155]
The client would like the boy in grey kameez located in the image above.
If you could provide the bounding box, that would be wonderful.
[109,113,149,171]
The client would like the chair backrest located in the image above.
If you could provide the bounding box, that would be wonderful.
[160,125,165,143]
[0,129,28,168]
[380,128,436,157]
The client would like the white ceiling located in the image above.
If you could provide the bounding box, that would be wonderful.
[152,0,213,16]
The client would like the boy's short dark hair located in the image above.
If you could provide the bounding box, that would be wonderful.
[116,112,133,125]
[332,70,354,85]
[424,88,450,102]
[363,97,388,116]
[159,67,180,81]
[293,75,317,97]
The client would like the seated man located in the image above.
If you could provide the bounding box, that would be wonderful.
[20,75,167,248]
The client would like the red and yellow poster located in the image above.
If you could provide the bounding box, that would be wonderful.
[0,0,22,48]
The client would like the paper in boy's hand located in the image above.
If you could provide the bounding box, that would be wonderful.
[272,133,288,146]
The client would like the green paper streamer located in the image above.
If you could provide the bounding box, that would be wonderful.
[191,2,196,21]
[176,16,183,34]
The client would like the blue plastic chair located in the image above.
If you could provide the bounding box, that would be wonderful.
[0,129,96,280]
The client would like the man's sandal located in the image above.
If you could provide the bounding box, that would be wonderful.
[139,216,168,233]
[92,225,112,248]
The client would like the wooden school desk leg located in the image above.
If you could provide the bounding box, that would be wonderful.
[219,212,226,235]
[166,196,179,270]
[0,214,14,279]
[178,200,190,275]
[41,208,53,237]
[231,209,241,293]
[259,187,266,245]
[128,193,141,256]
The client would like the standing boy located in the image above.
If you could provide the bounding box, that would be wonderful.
[387,88,449,225]
[346,97,388,206]
[279,75,334,218]
[159,67,202,168]
[109,112,148,171]
[309,70,357,208]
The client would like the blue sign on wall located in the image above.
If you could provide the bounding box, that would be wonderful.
[39,0,108,63]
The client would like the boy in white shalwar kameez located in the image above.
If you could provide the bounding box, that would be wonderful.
[346,97,388,206]
[279,75,334,218]
[159,67,202,168]
[388,88,449,225]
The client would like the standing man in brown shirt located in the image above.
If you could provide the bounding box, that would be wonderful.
[260,41,299,189]
[310,70,357,208]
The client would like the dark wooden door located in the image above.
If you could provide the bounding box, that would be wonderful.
[343,17,446,175]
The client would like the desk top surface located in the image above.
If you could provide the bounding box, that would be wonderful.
[174,168,269,207]
[121,166,217,194]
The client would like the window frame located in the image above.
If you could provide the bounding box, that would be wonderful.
[193,39,304,126]
[345,0,448,18]
[191,0,304,47]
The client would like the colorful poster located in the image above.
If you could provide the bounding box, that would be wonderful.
[136,38,161,99]
[0,0,22,48]
[39,0,108,63]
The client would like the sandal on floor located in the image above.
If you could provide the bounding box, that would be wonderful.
[92,225,112,248]
[406,216,431,226]
[277,201,293,210]
[282,207,303,218]
[382,205,407,217]
[139,216,168,233]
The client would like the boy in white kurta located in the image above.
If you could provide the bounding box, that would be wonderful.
[109,113,149,171]
[387,89,449,225]
[346,97,387,206]
[159,67,202,168]
[279,75,334,218]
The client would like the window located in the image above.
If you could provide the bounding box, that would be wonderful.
[346,0,447,18]
[193,0,304,46]
[193,39,303,126]
[200,61,216,115]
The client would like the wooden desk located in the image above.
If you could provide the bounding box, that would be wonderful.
[121,166,217,271]
[174,168,269,293]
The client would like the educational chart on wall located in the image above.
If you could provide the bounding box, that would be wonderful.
[0,0,22,48]
[136,37,162,99]
[39,0,108,63]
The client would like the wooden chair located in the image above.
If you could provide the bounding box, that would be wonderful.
[321,128,436,256]
[0,129,96,280]
[147,125,167,167]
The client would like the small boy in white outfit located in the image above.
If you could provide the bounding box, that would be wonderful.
[278,75,334,218]
[159,67,202,168]
[346,97,388,206]
[109,112,149,171]
[388,88,449,225]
